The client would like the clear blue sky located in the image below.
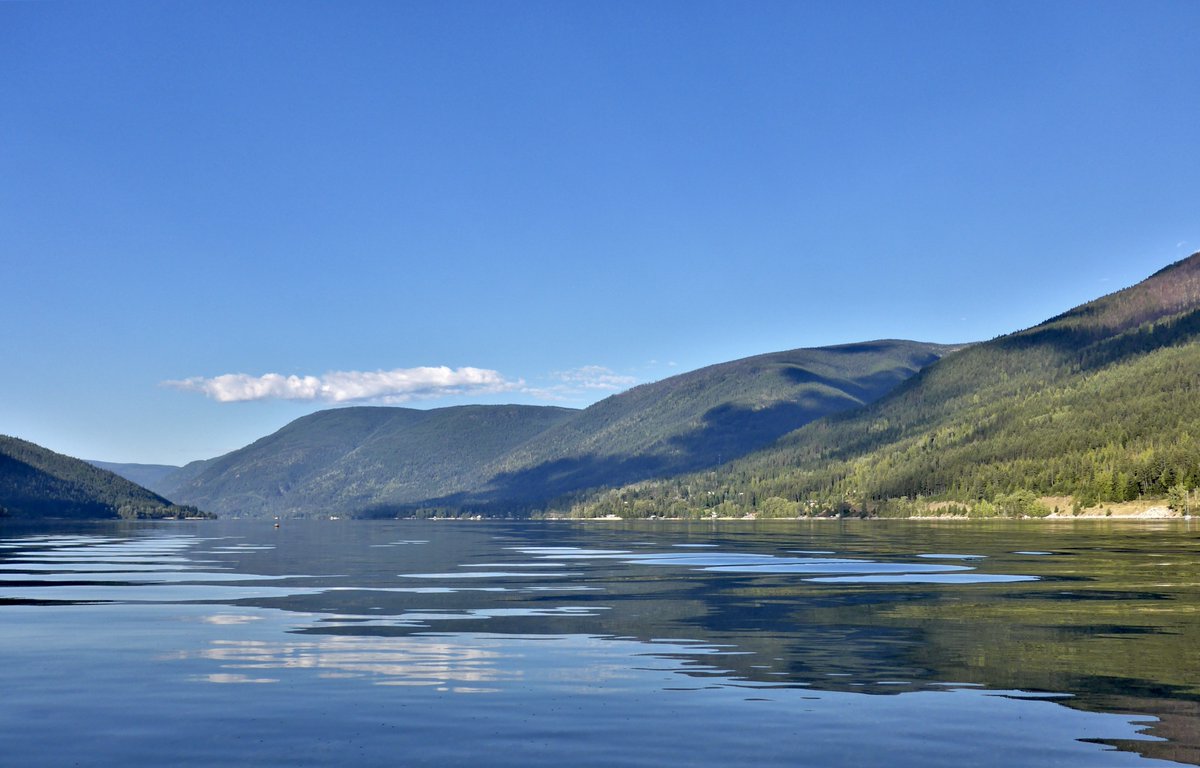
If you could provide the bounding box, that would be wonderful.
[3,1,1198,465]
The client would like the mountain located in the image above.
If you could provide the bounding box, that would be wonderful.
[160,340,954,518]
[444,340,959,508]
[158,405,579,518]
[574,252,1200,518]
[88,461,181,491]
[0,436,206,520]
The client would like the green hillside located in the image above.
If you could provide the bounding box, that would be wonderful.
[451,340,957,508]
[0,436,206,519]
[160,405,579,518]
[573,253,1200,518]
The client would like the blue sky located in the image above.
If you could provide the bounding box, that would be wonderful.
[3,1,1198,465]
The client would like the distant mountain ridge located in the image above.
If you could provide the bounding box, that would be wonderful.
[154,405,579,518]
[146,340,955,517]
[0,436,204,519]
[88,461,181,491]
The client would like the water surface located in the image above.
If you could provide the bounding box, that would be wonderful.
[1,519,1197,766]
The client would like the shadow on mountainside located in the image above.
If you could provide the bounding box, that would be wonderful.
[780,364,935,403]
[371,384,915,516]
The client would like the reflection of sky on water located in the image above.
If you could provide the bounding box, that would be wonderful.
[461,562,567,568]
[0,583,328,602]
[200,613,264,625]
[3,523,1197,767]
[368,539,429,547]
[207,627,738,695]
[165,622,1169,766]
[918,553,986,560]
[15,554,197,563]
[0,561,205,572]
[0,570,282,583]
[176,622,882,694]
[401,570,582,579]
[809,573,1038,584]
[187,632,518,690]
[508,545,1033,582]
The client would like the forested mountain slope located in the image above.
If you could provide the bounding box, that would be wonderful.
[0,436,204,519]
[442,340,957,509]
[158,405,578,518]
[574,253,1200,518]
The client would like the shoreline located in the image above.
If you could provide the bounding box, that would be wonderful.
[562,496,1196,522]
[564,512,1195,522]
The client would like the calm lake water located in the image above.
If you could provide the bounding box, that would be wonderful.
[1,519,1197,767]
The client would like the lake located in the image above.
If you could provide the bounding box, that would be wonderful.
[1,519,1197,767]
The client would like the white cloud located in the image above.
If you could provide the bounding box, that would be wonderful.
[165,366,522,404]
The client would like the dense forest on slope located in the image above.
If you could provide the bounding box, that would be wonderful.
[572,253,1200,519]
[0,436,207,519]
[431,340,957,511]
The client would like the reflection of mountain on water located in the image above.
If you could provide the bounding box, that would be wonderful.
[179,615,1200,766]
[243,520,1200,765]
[1091,696,1200,766]
[179,621,1173,766]
[3,519,1199,767]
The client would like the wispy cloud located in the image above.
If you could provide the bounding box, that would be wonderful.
[523,365,640,401]
[165,366,522,404]
[551,365,639,391]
